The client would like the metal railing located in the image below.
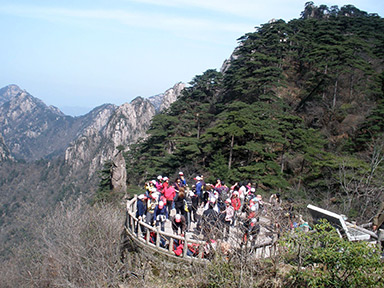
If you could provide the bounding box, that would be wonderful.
[125,195,207,261]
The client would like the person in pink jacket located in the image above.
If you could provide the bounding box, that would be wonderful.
[163,183,176,214]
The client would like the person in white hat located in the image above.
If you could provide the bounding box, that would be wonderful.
[153,201,168,231]
[194,176,203,205]
[178,172,187,187]
[155,175,163,191]
[171,213,186,235]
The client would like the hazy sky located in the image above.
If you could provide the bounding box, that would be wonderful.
[0,0,382,115]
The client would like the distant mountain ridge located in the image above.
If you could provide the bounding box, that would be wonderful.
[0,83,185,169]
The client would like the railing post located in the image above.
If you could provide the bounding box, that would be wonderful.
[156,226,160,248]
[183,235,188,258]
[146,228,150,244]
[199,243,204,259]
[137,220,142,238]
[169,236,174,254]
[130,214,134,232]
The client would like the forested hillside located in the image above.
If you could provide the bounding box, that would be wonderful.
[124,3,384,221]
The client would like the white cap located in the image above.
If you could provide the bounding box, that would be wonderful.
[157,175,162,180]
[163,176,169,181]
[195,176,201,181]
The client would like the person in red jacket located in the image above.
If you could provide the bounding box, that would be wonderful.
[231,191,241,211]
[231,191,241,226]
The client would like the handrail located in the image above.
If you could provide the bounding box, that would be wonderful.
[125,195,207,262]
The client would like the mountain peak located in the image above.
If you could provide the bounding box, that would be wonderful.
[0,84,24,105]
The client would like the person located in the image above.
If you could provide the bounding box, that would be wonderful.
[155,175,163,192]
[221,198,234,240]
[162,181,176,215]
[249,194,263,213]
[162,176,170,190]
[146,194,158,227]
[173,178,183,192]
[135,194,147,234]
[178,171,187,187]
[215,179,222,189]
[269,192,282,207]
[373,201,384,254]
[238,182,247,211]
[203,197,219,213]
[136,194,147,221]
[190,189,199,223]
[242,216,260,248]
[201,202,220,238]
[154,201,168,232]
[171,213,187,235]
[184,189,193,230]
[200,175,208,206]
[195,176,203,205]
[174,188,186,216]
[231,191,241,225]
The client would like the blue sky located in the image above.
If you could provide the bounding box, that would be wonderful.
[0,0,382,115]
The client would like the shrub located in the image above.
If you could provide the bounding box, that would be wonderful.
[280,220,384,288]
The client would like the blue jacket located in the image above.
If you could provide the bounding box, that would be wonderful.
[196,181,202,197]
[136,199,146,218]
[154,205,168,221]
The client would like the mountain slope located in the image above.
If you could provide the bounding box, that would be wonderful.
[124,4,384,220]
[65,82,185,179]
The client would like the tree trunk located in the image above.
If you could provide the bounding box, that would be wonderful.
[332,78,338,108]
[228,134,234,170]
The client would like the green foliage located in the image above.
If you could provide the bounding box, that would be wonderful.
[281,220,384,288]
[123,4,384,217]
[94,160,115,203]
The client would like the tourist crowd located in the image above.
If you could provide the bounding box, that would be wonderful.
[134,172,308,257]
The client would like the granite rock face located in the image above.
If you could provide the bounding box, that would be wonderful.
[0,83,185,186]
[64,82,185,179]
[0,133,12,162]
[0,85,117,161]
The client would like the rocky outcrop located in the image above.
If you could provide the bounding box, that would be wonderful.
[0,90,74,160]
[65,96,157,178]
[149,82,185,112]
[158,82,185,111]
[0,86,117,161]
[0,133,12,162]
[0,84,24,106]
[0,82,184,186]
[111,151,127,195]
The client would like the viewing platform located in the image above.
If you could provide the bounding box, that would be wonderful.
[124,195,280,262]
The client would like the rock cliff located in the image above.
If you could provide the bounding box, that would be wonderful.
[0,86,117,161]
[64,82,185,180]
[0,133,12,162]
[0,82,185,189]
